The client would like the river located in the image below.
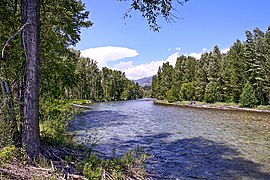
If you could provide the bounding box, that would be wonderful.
[69,99,270,179]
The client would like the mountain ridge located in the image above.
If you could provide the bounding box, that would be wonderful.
[133,76,153,87]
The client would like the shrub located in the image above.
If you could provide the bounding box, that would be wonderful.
[83,147,149,179]
[180,82,195,101]
[0,145,17,166]
[166,88,178,103]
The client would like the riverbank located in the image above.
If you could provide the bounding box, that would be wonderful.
[0,99,150,179]
[154,100,270,113]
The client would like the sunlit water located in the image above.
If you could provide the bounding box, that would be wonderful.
[69,99,270,179]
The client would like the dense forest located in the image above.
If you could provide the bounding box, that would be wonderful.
[152,27,270,107]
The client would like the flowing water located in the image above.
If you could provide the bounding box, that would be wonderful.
[69,99,270,179]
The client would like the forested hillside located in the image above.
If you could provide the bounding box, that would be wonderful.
[152,27,270,107]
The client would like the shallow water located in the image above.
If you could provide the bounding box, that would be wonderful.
[69,99,270,179]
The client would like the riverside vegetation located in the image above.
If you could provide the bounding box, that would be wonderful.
[1,0,269,179]
[152,27,270,108]
[0,0,148,179]
[1,0,187,178]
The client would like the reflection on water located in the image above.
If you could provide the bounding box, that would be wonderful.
[69,99,270,179]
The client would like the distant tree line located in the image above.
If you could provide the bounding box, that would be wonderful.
[152,27,270,107]
[40,51,143,102]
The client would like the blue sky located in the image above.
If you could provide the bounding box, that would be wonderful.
[76,0,270,80]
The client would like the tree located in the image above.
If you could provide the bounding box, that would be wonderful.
[239,82,258,107]
[0,0,193,159]
[180,82,195,101]
[194,53,208,101]
[159,62,174,99]
[166,88,178,103]
[120,0,190,31]
[204,82,220,103]
[182,56,197,83]
[226,40,245,103]
[171,55,185,100]
[21,0,42,158]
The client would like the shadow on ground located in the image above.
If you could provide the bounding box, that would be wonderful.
[100,133,270,180]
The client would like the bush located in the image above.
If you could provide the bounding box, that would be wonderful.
[239,82,258,107]
[0,145,17,166]
[166,88,178,103]
[39,99,84,146]
[83,147,149,179]
[180,82,195,101]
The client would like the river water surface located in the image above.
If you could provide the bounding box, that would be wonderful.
[69,99,270,179]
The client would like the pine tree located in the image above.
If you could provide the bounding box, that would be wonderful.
[239,82,258,107]
[204,82,221,103]
[226,40,245,103]
[172,55,185,99]
[180,82,195,100]
[194,53,209,101]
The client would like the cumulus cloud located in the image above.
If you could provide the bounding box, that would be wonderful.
[184,52,202,59]
[221,48,229,54]
[114,61,133,70]
[202,48,208,52]
[113,52,180,80]
[80,46,139,67]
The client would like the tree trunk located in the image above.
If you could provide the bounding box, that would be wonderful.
[21,0,41,159]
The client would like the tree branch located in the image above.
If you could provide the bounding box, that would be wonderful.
[1,21,31,60]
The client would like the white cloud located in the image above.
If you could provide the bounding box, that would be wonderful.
[221,48,229,54]
[113,52,180,80]
[184,52,202,59]
[202,48,208,52]
[80,46,139,67]
[184,47,229,59]
[114,61,133,70]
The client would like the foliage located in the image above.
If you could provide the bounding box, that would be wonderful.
[119,0,189,31]
[166,88,178,103]
[39,99,85,146]
[180,82,195,100]
[204,82,220,103]
[83,147,149,179]
[239,82,258,107]
[152,27,270,107]
[0,146,17,166]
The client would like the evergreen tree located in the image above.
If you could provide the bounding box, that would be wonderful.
[194,53,209,101]
[204,82,221,103]
[182,56,197,83]
[239,82,258,107]
[180,82,195,101]
[226,40,245,103]
[172,55,185,100]
[159,62,174,100]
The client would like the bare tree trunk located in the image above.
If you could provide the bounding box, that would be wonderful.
[21,0,41,159]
